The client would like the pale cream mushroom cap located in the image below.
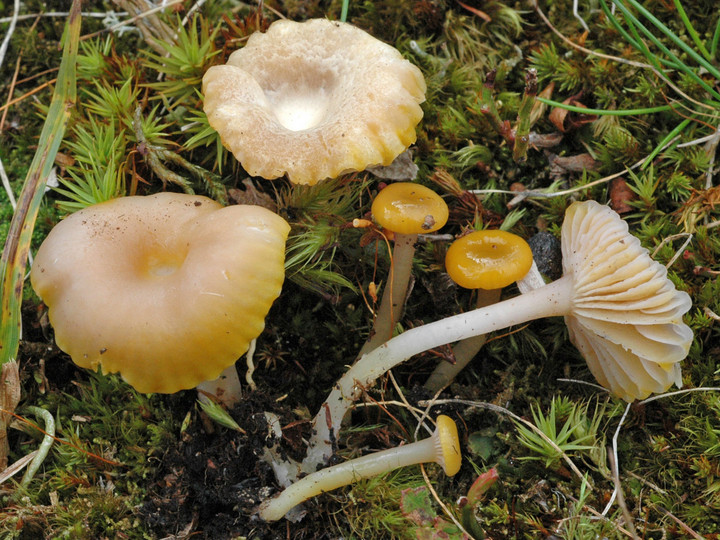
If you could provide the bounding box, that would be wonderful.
[202,18,426,186]
[30,193,290,394]
[561,200,693,401]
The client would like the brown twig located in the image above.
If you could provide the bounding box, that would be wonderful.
[0,53,22,133]
[1,406,123,468]
[0,78,58,114]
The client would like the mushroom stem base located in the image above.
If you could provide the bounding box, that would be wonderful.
[196,364,243,408]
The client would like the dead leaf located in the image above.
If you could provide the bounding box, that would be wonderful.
[529,81,555,126]
[456,0,491,22]
[367,149,418,181]
[228,179,277,212]
[549,152,600,173]
[548,93,598,132]
[54,151,75,169]
[528,131,563,149]
[609,177,635,214]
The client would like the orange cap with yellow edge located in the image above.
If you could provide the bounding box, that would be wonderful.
[445,230,533,289]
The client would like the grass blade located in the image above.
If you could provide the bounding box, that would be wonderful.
[642,116,694,169]
[621,0,720,80]
[611,0,720,100]
[598,0,679,71]
[535,98,672,116]
[711,16,720,59]
[0,1,81,365]
[673,0,712,62]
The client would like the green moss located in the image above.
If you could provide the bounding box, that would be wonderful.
[3,0,720,536]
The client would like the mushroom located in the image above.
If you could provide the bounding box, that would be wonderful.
[259,415,461,521]
[425,229,534,392]
[356,182,449,357]
[303,200,692,469]
[202,19,426,185]
[30,193,290,406]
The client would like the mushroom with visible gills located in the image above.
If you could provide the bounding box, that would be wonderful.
[425,229,534,392]
[357,182,449,356]
[30,193,290,407]
[303,200,693,469]
[259,415,461,521]
[202,19,426,186]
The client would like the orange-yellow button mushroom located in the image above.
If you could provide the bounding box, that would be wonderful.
[444,230,534,290]
[357,182,449,357]
[30,193,290,406]
[425,230,534,391]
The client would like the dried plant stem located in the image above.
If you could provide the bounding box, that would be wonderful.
[0,0,19,72]
[601,403,630,516]
[0,361,21,470]
[608,448,638,538]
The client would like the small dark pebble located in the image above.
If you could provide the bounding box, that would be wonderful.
[528,231,562,281]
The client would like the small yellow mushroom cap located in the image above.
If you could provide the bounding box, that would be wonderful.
[371,182,448,235]
[202,19,426,185]
[30,193,290,394]
[434,415,462,476]
[445,230,533,289]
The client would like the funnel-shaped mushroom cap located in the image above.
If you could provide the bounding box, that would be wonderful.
[445,230,533,289]
[31,193,290,394]
[202,19,426,186]
[561,200,693,401]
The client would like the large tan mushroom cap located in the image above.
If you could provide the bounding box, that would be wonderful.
[31,193,290,394]
[202,18,426,186]
[561,200,693,401]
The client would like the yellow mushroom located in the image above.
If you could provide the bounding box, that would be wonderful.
[202,19,426,186]
[357,182,448,356]
[444,230,533,290]
[425,230,534,391]
[259,415,461,521]
[30,193,289,405]
[305,200,693,469]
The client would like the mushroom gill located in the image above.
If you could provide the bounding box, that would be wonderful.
[202,19,426,185]
[561,200,692,402]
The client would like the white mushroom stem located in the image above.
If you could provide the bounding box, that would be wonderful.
[196,364,244,408]
[260,419,456,521]
[302,275,573,470]
[424,261,546,392]
[357,233,417,357]
[423,287,502,393]
[245,338,258,391]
